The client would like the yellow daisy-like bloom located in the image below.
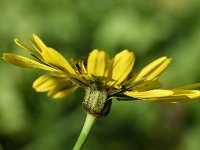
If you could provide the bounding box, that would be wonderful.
[2,34,200,116]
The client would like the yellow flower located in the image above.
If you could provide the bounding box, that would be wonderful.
[2,34,200,116]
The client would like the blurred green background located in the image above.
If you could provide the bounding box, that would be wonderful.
[0,0,200,150]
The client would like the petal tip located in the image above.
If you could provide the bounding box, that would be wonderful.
[32,33,37,38]
[13,38,19,43]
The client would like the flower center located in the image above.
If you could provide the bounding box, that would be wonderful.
[83,84,111,117]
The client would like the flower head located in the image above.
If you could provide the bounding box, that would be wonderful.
[2,34,200,117]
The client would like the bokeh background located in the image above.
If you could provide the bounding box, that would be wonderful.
[0,0,200,150]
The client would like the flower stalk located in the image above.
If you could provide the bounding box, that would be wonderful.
[73,113,96,150]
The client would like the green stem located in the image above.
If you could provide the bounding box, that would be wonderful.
[73,113,96,150]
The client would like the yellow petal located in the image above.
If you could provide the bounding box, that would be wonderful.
[49,86,78,99]
[172,90,200,99]
[33,75,78,99]
[87,49,109,78]
[124,89,173,99]
[14,39,34,53]
[107,50,135,86]
[32,34,76,75]
[134,89,200,103]
[175,83,200,90]
[135,57,171,81]
[14,34,76,75]
[2,53,60,73]
[32,33,47,52]
[128,80,162,91]
[14,39,43,61]
[47,78,77,98]
[143,95,190,103]
[41,47,76,75]
[146,58,171,80]
[33,75,63,92]
[27,38,44,56]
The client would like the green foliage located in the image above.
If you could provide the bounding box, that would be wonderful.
[0,0,200,149]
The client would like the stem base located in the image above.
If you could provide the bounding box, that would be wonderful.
[73,113,96,150]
